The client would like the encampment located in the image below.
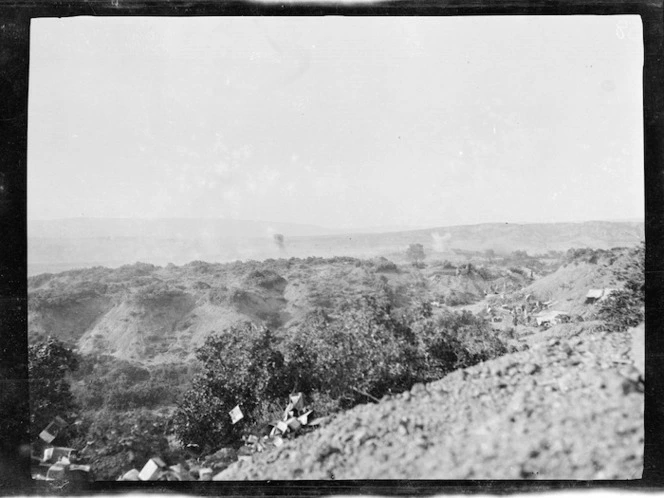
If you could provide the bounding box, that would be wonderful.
[535,310,570,327]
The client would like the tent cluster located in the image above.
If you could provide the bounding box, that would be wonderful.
[534,310,571,327]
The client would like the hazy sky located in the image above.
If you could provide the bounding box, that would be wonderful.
[29,16,644,229]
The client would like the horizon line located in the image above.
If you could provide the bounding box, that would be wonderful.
[27,216,645,232]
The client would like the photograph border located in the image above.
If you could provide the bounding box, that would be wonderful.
[1,0,662,494]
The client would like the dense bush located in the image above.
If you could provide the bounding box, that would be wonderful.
[29,337,80,440]
[72,357,192,411]
[103,378,173,411]
[598,242,644,332]
[406,243,426,265]
[282,299,422,410]
[28,284,107,311]
[408,305,513,378]
[474,266,495,281]
[436,310,514,367]
[283,298,510,414]
[173,323,291,451]
[510,250,530,261]
[443,290,476,307]
[132,282,187,305]
[564,247,609,265]
[73,408,177,480]
[243,269,287,290]
[373,257,399,273]
[173,296,512,453]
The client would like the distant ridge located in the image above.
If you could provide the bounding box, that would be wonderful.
[28,219,644,276]
[28,217,341,239]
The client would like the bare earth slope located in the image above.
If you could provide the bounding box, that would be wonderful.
[215,321,643,480]
[27,258,529,365]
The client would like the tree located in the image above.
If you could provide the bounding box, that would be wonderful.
[173,323,290,451]
[282,298,512,413]
[28,337,79,440]
[273,233,285,252]
[406,244,425,265]
[282,298,422,408]
[511,250,529,261]
[73,408,173,480]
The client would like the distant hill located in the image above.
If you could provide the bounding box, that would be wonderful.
[28,256,532,365]
[28,218,340,239]
[312,220,644,256]
[28,219,643,276]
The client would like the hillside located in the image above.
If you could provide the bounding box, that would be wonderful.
[28,257,531,365]
[28,218,341,239]
[27,245,639,367]
[28,219,643,275]
[214,320,643,480]
[27,242,644,481]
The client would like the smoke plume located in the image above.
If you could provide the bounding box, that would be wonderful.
[431,232,452,252]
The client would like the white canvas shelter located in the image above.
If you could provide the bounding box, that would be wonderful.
[586,289,604,300]
[586,288,619,303]
[535,310,570,326]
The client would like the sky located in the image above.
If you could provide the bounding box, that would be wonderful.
[28,15,644,230]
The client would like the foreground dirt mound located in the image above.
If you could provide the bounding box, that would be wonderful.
[215,322,643,480]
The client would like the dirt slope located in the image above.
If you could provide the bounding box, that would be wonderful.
[516,255,630,317]
[28,258,528,365]
[214,321,643,480]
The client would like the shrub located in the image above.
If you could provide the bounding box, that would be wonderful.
[172,267,516,457]
[283,299,422,405]
[440,310,514,367]
[406,244,426,265]
[133,283,187,305]
[443,291,476,307]
[373,257,398,273]
[408,307,512,378]
[564,247,608,266]
[511,250,530,261]
[173,323,291,451]
[74,408,176,480]
[243,270,287,291]
[283,298,511,407]
[104,377,173,411]
[597,242,644,332]
[72,358,192,411]
[29,337,80,440]
[475,266,494,280]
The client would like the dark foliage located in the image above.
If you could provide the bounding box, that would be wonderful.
[283,298,422,409]
[72,357,193,411]
[73,408,175,480]
[282,298,510,416]
[406,243,426,264]
[173,323,291,451]
[174,296,511,453]
[28,337,79,439]
[564,247,610,265]
[598,242,644,332]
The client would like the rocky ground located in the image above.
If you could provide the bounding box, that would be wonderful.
[213,321,644,480]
